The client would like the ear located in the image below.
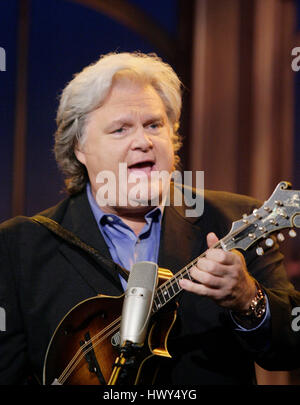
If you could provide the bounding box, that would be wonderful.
[74,146,87,166]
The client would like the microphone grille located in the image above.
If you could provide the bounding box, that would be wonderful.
[127,261,158,291]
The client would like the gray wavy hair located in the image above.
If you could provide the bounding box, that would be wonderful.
[54,52,183,195]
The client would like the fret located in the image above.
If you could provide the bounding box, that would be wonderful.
[157,288,166,306]
[162,284,171,300]
[162,283,172,300]
[153,298,159,312]
[172,277,180,294]
[177,270,185,281]
[168,278,175,295]
[154,291,163,309]
[183,266,192,280]
[153,239,225,312]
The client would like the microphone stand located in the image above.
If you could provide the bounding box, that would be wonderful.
[108,341,141,385]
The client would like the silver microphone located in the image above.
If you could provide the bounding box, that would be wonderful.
[120,261,158,347]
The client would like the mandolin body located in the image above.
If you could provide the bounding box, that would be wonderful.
[43,268,176,385]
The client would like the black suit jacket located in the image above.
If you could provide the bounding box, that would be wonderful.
[0,186,299,385]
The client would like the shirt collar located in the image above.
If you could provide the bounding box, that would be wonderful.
[86,183,163,226]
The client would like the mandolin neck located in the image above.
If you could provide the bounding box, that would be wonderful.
[152,240,225,313]
[151,218,255,313]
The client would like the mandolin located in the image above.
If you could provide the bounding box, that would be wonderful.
[43,181,300,385]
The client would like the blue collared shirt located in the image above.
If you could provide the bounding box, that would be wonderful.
[86,183,162,290]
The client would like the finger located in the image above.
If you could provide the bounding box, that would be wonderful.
[196,257,227,277]
[206,232,219,248]
[190,266,224,288]
[179,278,224,299]
[204,248,237,266]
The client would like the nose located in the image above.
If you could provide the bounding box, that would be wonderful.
[130,127,153,151]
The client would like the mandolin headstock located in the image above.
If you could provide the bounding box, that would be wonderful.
[221,181,300,254]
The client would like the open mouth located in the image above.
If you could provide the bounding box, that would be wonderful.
[128,161,156,175]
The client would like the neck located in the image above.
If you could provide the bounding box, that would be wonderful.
[98,203,159,238]
[90,186,164,236]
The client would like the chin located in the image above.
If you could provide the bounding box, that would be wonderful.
[131,178,168,206]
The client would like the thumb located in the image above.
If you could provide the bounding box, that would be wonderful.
[206,232,219,248]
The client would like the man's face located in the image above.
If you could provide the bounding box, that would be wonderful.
[75,78,175,212]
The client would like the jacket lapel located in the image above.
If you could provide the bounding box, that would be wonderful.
[57,191,124,295]
[158,184,207,274]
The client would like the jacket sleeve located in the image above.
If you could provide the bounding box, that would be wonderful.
[233,236,300,371]
[0,223,29,384]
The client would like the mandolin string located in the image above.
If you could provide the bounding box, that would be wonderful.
[156,216,259,302]
[58,219,256,383]
[154,240,222,306]
[58,318,120,383]
[58,241,231,383]
[58,317,121,384]
[59,243,222,383]
[59,319,121,384]
[59,252,211,384]
[59,321,121,384]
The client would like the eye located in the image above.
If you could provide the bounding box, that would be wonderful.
[111,127,127,135]
[147,121,163,131]
[114,127,124,133]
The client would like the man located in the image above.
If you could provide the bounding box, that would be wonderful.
[0,52,299,385]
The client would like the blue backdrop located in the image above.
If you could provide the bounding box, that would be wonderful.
[0,0,179,221]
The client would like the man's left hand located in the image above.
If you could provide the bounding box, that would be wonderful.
[179,232,257,312]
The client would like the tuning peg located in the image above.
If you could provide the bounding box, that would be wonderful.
[289,229,297,238]
[242,214,248,224]
[279,211,289,219]
[253,209,261,219]
[256,247,264,256]
[265,238,274,247]
[277,233,285,242]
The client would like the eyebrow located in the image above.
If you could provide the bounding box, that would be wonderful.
[143,115,165,126]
